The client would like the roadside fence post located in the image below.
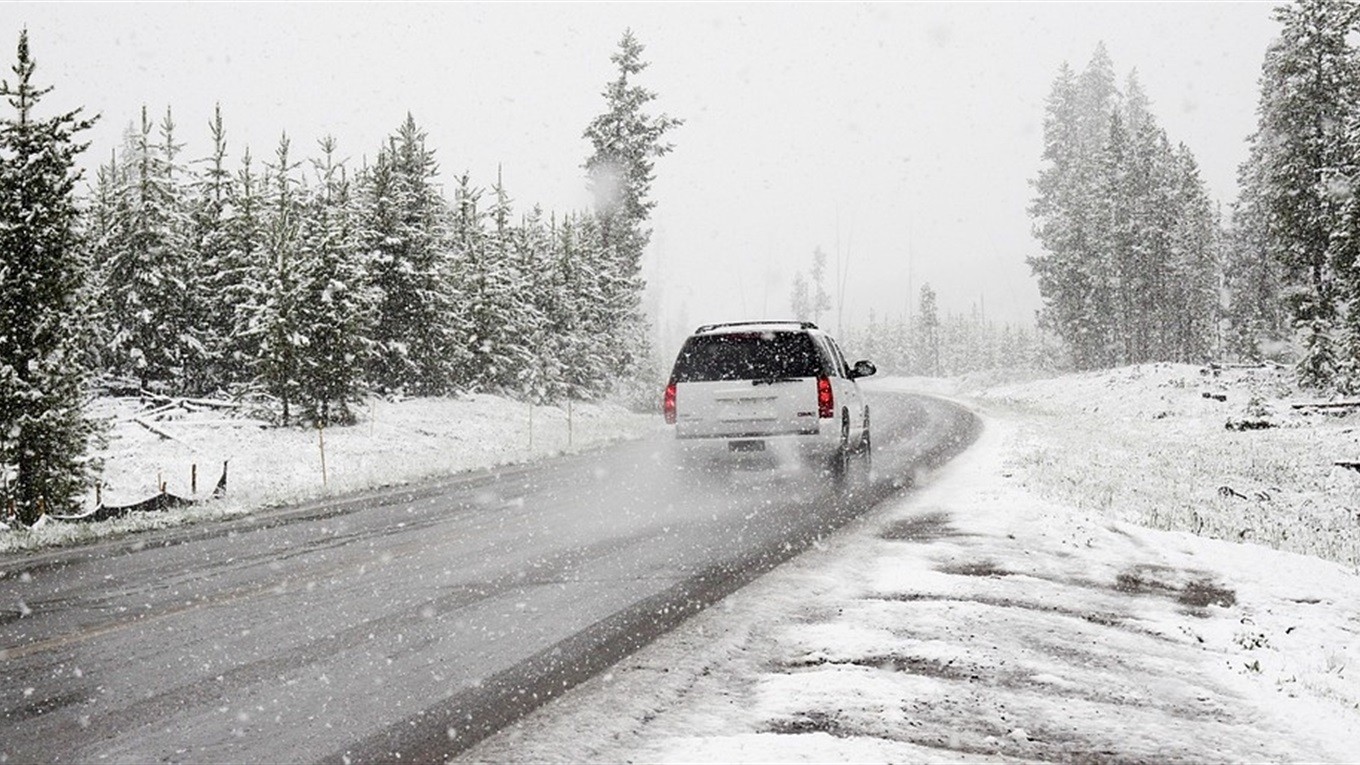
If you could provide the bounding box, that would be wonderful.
[317,422,328,488]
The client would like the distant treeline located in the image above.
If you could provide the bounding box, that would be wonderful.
[1027,43,1219,372]
[842,285,1057,379]
[1030,1,1360,393]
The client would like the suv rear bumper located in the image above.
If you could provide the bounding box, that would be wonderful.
[671,429,840,471]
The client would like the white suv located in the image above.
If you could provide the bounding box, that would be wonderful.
[663,321,875,480]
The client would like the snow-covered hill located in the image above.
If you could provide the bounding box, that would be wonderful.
[465,366,1360,762]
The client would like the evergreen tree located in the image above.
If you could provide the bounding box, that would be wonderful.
[448,172,496,391]
[510,205,554,402]
[1298,316,1339,389]
[83,150,121,375]
[1097,108,1135,363]
[362,115,462,395]
[809,246,831,324]
[98,106,195,391]
[189,105,239,392]
[1028,59,1111,369]
[918,284,940,376]
[221,148,265,386]
[1248,0,1360,386]
[1226,132,1288,362]
[1166,145,1221,363]
[247,134,304,423]
[293,137,372,425]
[789,271,811,319]
[0,30,99,522]
[563,213,614,395]
[583,29,682,380]
[460,169,526,391]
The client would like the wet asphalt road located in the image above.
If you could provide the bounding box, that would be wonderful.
[0,391,977,764]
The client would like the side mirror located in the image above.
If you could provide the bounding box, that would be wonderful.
[850,360,877,379]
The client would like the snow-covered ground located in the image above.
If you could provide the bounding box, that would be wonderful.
[0,394,656,554]
[465,366,1360,762]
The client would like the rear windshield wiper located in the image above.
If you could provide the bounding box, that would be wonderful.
[752,376,802,385]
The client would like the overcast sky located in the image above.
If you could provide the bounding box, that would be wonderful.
[9,2,1280,351]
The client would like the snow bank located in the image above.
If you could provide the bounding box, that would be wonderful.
[0,394,656,554]
[971,362,1360,568]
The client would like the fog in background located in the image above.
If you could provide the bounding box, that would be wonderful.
[11,2,1279,355]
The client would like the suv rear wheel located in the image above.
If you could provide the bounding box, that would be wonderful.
[827,415,851,486]
[855,413,873,493]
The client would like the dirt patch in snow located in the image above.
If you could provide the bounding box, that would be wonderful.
[1113,564,1237,609]
[877,510,959,542]
[870,592,1155,638]
[937,559,1012,577]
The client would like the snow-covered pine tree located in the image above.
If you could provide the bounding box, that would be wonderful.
[1249,0,1360,387]
[83,150,122,376]
[157,108,212,392]
[1165,144,1220,363]
[563,212,615,396]
[460,169,528,392]
[1074,45,1121,368]
[583,30,682,383]
[221,147,266,387]
[510,205,554,402]
[1029,58,1112,370]
[292,137,372,425]
[188,105,239,393]
[810,247,831,325]
[0,30,100,522]
[99,106,195,392]
[448,171,499,392]
[247,134,305,424]
[1121,81,1165,362]
[918,284,940,376]
[1298,315,1340,390]
[541,212,591,399]
[362,115,461,395]
[1118,93,1187,364]
[1096,108,1136,363]
[543,213,583,399]
[862,309,881,369]
[789,271,811,320]
[1329,46,1360,390]
[1226,134,1287,362]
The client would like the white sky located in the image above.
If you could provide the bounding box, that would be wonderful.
[8,2,1280,349]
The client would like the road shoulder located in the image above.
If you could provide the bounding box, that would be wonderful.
[464,407,1360,763]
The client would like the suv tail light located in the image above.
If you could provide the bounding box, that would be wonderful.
[663,379,677,424]
[817,376,834,418]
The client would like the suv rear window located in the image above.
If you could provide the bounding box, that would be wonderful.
[671,332,823,382]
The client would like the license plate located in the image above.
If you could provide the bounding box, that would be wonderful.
[729,440,765,452]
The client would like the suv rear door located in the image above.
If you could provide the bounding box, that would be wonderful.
[670,331,824,439]
[822,334,865,435]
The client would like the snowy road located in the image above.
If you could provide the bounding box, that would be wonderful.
[0,391,977,764]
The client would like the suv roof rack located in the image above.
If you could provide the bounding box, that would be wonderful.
[693,320,818,334]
